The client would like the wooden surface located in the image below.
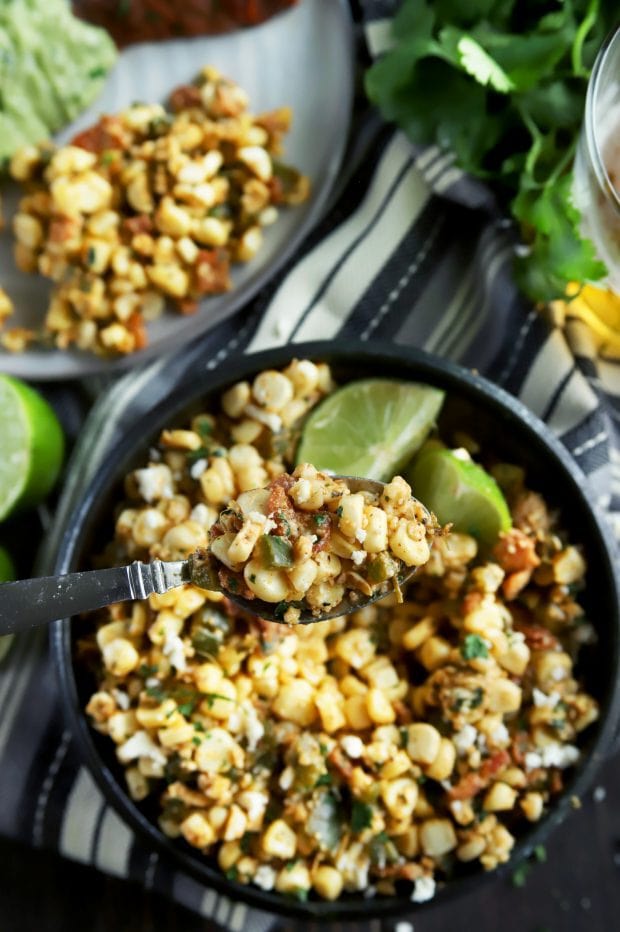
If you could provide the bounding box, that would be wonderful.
[1,751,618,932]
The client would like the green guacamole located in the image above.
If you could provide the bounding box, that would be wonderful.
[0,0,117,162]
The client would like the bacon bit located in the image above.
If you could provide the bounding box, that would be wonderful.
[502,568,534,601]
[462,590,485,615]
[177,298,199,315]
[374,862,423,881]
[510,731,530,767]
[312,523,331,553]
[327,747,354,781]
[267,175,285,205]
[169,84,203,112]
[393,700,412,724]
[126,311,148,350]
[218,567,254,601]
[549,769,563,795]
[122,214,154,236]
[72,116,128,153]
[448,772,486,801]
[49,215,82,244]
[513,621,560,652]
[267,475,295,516]
[493,528,541,574]
[209,524,225,540]
[193,249,231,295]
[480,749,510,780]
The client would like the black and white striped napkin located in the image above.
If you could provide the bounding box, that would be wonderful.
[1,1,619,929]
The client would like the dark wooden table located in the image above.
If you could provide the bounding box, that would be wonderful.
[2,750,618,932]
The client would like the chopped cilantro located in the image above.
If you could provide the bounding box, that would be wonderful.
[365,0,613,302]
[203,693,235,708]
[192,736,201,747]
[177,702,195,717]
[225,866,239,882]
[314,514,329,527]
[534,844,547,863]
[351,799,373,833]
[88,66,107,80]
[145,685,166,701]
[336,506,343,517]
[511,862,531,888]
[274,602,289,620]
[293,888,309,902]
[315,773,333,787]
[285,860,298,872]
[138,663,158,678]
[461,634,489,660]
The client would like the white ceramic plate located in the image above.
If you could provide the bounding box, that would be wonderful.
[0,0,354,379]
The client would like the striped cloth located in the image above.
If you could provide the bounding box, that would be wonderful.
[2,1,620,929]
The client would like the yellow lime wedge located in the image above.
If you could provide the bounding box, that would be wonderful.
[296,379,445,481]
[0,375,65,521]
[408,447,511,548]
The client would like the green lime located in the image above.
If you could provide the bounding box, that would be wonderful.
[0,374,65,521]
[296,379,445,481]
[0,545,15,581]
[407,447,511,548]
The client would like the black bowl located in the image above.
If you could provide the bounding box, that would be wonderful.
[51,341,620,922]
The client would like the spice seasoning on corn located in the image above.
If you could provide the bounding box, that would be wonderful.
[196,466,440,622]
[82,359,599,904]
[1,66,309,356]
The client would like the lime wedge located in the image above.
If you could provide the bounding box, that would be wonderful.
[0,375,65,521]
[0,545,15,581]
[296,379,445,481]
[407,447,511,548]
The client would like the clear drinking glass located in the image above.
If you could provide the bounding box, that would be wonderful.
[573,26,620,291]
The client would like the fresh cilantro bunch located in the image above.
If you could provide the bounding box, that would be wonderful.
[365,0,617,302]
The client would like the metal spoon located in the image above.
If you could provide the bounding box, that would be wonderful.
[0,477,431,636]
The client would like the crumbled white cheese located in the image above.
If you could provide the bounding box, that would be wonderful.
[490,723,510,746]
[145,677,160,689]
[190,503,211,525]
[550,666,568,682]
[452,448,471,462]
[525,743,580,770]
[135,464,173,502]
[411,875,436,903]
[227,709,242,733]
[245,403,282,433]
[248,510,268,525]
[277,634,299,658]
[351,550,367,566]
[453,724,477,754]
[440,779,452,791]
[524,751,542,771]
[238,790,268,825]
[190,458,207,480]
[112,688,130,710]
[254,865,276,891]
[162,633,187,673]
[451,800,463,815]
[241,701,265,752]
[279,766,295,790]
[341,735,364,758]
[355,528,367,543]
[117,730,167,766]
[263,517,277,533]
[540,743,580,768]
[532,688,560,708]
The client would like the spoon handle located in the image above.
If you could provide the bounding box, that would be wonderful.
[0,560,189,636]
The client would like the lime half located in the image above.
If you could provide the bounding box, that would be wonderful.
[0,375,65,521]
[296,379,445,481]
[408,447,511,548]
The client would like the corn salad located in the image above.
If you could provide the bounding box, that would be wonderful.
[1,66,309,356]
[196,466,440,623]
[83,360,598,904]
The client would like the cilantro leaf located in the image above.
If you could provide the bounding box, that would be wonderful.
[461,633,489,660]
[351,799,373,833]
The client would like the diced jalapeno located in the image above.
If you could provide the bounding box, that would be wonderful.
[260,534,294,568]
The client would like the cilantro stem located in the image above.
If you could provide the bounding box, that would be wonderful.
[571,0,599,78]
